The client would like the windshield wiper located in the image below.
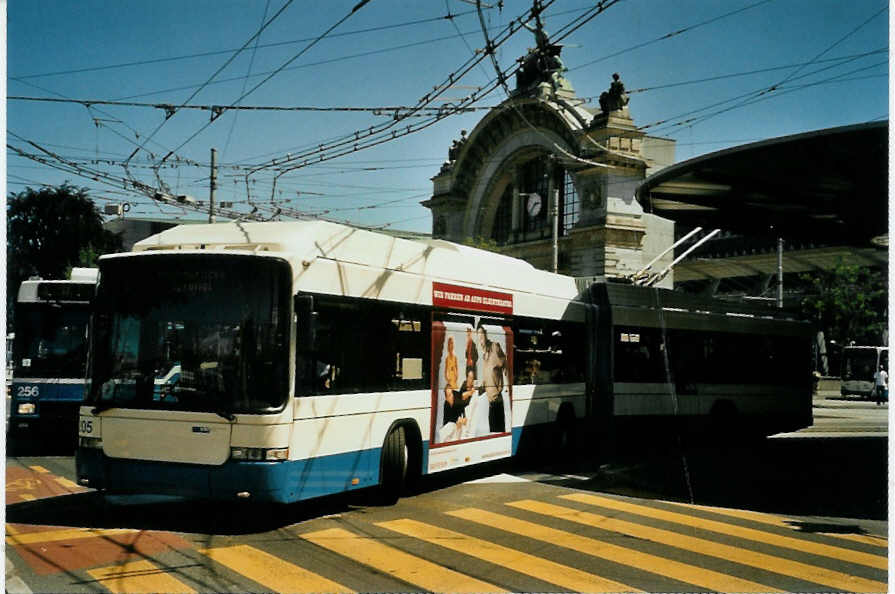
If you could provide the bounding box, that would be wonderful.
[214,407,236,422]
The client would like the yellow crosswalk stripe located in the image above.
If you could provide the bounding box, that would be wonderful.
[27,465,50,473]
[819,533,888,548]
[448,507,774,593]
[54,477,81,489]
[198,544,351,593]
[302,527,506,593]
[561,493,887,570]
[664,500,793,527]
[6,527,136,546]
[665,500,888,550]
[512,499,887,594]
[87,559,196,593]
[377,518,640,593]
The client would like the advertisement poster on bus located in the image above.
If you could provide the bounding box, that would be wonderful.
[431,320,513,447]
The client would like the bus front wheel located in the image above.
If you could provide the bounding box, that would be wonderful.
[377,426,407,505]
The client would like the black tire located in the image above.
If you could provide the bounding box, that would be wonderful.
[377,426,407,505]
[555,406,577,460]
[709,399,739,443]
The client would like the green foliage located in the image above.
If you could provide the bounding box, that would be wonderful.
[461,235,501,252]
[7,184,122,324]
[798,259,888,346]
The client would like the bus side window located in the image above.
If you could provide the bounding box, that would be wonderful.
[614,327,666,383]
[295,297,429,396]
[513,319,585,385]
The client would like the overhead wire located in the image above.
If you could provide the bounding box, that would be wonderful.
[609,48,887,97]
[8,3,600,224]
[160,0,375,165]
[8,133,260,221]
[245,1,551,203]
[124,0,299,164]
[11,7,492,81]
[8,95,494,117]
[644,3,888,135]
[13,3,884,230]
[232,3,530,173]
[222,0,271,161]
[641,55,887,136]
[568,0,776,73]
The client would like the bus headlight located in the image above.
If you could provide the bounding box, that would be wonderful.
[230,447,289,461]
[17,403,36,415]
[79,437,103,449]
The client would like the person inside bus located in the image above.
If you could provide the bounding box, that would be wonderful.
[873,364,888,405]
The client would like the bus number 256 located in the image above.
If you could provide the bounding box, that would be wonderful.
[17,385,39,398]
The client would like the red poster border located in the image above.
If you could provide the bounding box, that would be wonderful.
[432,282,513,315]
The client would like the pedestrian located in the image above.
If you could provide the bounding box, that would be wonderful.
[873,364,888,405]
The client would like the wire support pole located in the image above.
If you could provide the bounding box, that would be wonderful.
[777,237,784,308]
[209,148,217,223]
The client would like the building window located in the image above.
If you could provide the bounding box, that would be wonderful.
[521,158,551,234]
[491,186,513,246]
[489,156,578,246]
[562,170,579,234]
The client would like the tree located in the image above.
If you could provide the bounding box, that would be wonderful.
[798,259,888,347]
[7,184,122,323]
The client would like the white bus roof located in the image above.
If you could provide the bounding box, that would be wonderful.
[17,268,98,303]
[70,267,99,282]
[127,220,581,309]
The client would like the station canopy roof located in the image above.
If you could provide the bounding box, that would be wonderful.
[635,121,888,244]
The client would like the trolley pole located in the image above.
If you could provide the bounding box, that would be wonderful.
[209,148,217,223]
[777,237,784,308]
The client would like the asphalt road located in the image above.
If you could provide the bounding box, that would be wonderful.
[5,396,889,593]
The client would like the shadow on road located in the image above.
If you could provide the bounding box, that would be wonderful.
[524,435,888,521]
[6,490,360,535]
[6,436,886,536]
[7,431,77,457]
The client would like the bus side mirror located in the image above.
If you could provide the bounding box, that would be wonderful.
[295,295,317,351]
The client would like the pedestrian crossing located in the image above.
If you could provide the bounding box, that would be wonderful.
[7,490,888,593]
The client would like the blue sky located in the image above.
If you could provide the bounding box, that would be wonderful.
[7,0,889,233]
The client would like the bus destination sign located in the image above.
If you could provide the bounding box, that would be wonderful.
[36,283,95,302]
[432,282,513,315]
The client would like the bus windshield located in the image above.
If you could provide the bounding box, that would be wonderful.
[842,349,879,382]
[89,255,291,415]
[12,303,90,378]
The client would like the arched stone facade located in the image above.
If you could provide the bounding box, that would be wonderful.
[423,82,676,284]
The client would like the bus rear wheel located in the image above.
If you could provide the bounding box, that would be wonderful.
[377,426,407,505]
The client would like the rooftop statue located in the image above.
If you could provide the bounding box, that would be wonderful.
[514,0,568,94]
[599,73,629,114]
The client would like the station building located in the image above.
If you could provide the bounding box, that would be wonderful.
[422,39,677,288]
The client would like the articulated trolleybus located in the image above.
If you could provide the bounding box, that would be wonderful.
[76,221,811,504]
[10,268,97,446]
[77,221,588,503]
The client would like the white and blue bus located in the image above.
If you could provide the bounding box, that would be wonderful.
[841,345,888,399]
[77,221,588,503]
[10,268,97,446]
[76,221,812,504]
